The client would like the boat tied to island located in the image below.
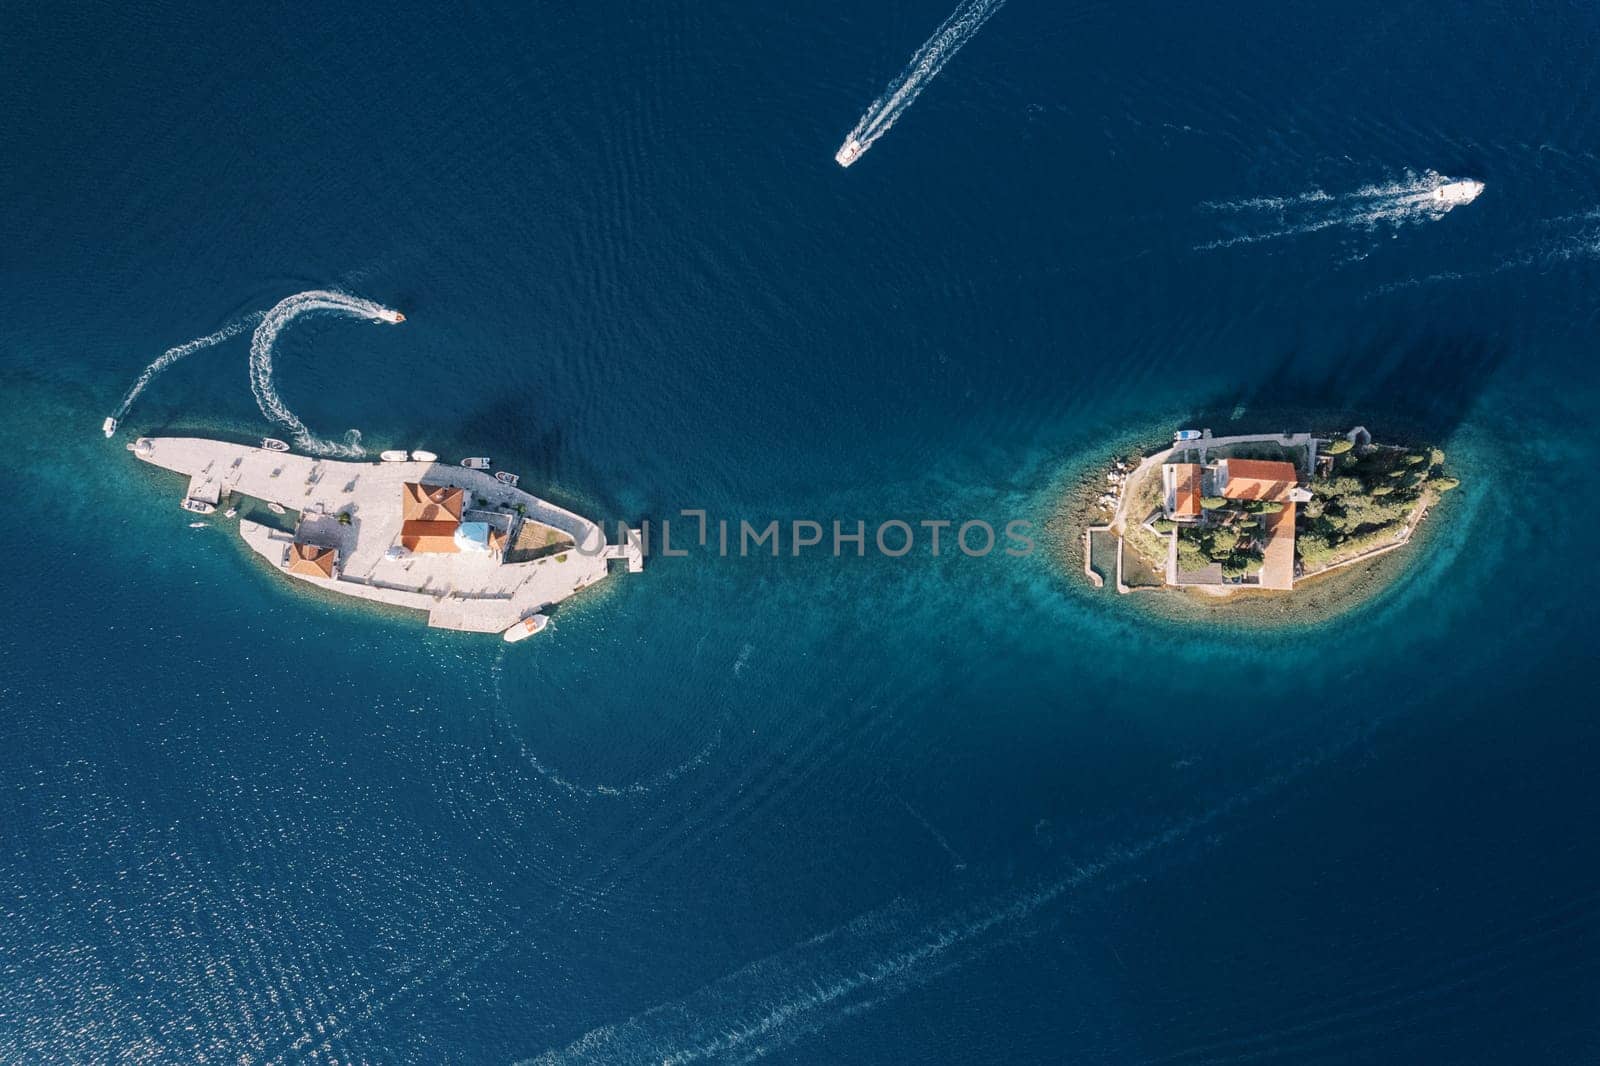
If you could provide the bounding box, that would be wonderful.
[502,613,549,642]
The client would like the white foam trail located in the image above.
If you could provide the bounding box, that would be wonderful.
[109,311,266,424]
[248,290,402,457]
[1197,170,1480,251]
[835,0,1004,166]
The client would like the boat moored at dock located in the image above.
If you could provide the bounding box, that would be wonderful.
[495,471,519,487]
[502,613,549,642]
[180,498,216,515]
[411,450,438,463]
[261,438,290,453]
[380,450,409,463]
[461,457,492,470]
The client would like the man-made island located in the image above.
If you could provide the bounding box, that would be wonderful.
[1083,426,1457,598]
[131,437,642,635]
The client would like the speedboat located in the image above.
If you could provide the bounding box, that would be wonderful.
[1432,179,1484,206]
[224,507,238,518]
[495,471,520,487]
[102,417,118,438]
[411,450,438,463]
[180,498,216,515]
[261,437,290,453]
[835,138,864,167]
[380,450,409,463]
[460,457,492,470]
[188,521,209,529]
[372,308,405,324]
[1174,429,1204,442]
[502,613,549,642]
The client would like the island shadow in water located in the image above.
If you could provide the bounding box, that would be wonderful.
[1186,331,1505,444]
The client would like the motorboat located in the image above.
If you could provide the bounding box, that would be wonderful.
[262,437,290,453]
[180,498,216,515]
[411,450,438,463]
[495,471,520,487]
[267,502,287,515]
[835,137,864,167]
[380,450,409,463]
[188,521,209,529]
[372,308,405,324]
[102,417,118,438]
[502,613,549,642]
[460,457,492,470]
[224,507,238,518]
[1174,429,1204,442]
[1432,179,1484,206]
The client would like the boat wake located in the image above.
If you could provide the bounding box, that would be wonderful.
[1197,170,1484,251]
[834,0,1004,167]
[517,715,1384,1066]
[107,311,266,429]
[248,290,403,457]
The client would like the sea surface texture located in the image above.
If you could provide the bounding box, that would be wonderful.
[3,2,1598,1063]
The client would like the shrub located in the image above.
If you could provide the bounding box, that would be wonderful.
[1176,538,1211,573]
[1325,438,1354,455]
[338,512,352,526]
[1151,518,1176,533]
[1432,476,1460,492]
[1257,501,1284,514]
[1405,452,1427,465]
[556,553,569,563]
[1201,496,1227,510]
[1210,528,1241,556]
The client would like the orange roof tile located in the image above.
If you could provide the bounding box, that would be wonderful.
[286,542,337,578]
[1222,459,1298,502]
[401,520,461,553]
[1170,463,1202,518]
[401,482,463,523]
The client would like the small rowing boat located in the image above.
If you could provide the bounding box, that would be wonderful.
[495,471,520,487]
[411,450,438,463]
[461,457,492,470]
[262,438,290,453]
[380,450,409,463]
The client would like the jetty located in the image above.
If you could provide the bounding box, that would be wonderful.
[130,437,642,634]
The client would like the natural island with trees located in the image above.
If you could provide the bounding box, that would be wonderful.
[1079,426,1459,603]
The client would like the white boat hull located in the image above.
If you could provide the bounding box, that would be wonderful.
[379,450,409,463]
[503,613,549,642]
[411,450,438,463]
[102,417,118,438]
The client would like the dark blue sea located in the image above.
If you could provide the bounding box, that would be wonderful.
[4,1,1599,1062]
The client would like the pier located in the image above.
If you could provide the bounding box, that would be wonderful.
[132,437,642,634]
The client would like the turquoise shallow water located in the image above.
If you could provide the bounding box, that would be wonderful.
[4,1,1600,1062]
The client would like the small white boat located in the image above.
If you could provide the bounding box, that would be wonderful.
[495,471,520,487]
[102,417,118,438]
[1432,179,1484,206]
[267,502,287,515]
[1174,429,1204,442]
[461,457,492,470]
[224,507,238,518]
[502,613,549,642]
[835,137,864,168]
[180,498,216,515]
[188,521,209,529]
[380,450,409,463]
[372,308,405,324]
[411,450,438,463]
[261,437,290,453]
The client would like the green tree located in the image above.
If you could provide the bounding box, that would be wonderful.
[1325,438,1354,455]
[1201,496,1227,510]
